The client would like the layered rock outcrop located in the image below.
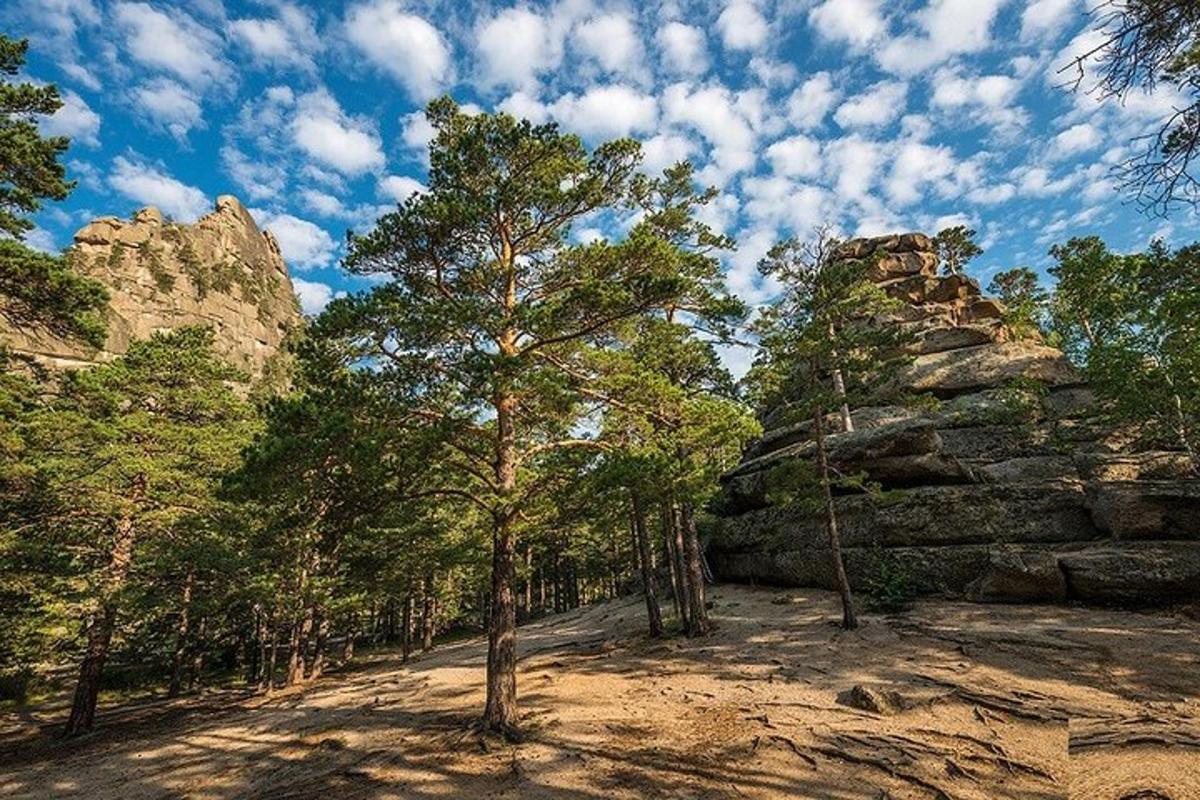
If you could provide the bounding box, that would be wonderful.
[711,233,1200,605]
[2,196,301,377]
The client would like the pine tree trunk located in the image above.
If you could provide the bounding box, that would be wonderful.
[65,502,139,737]
[814,406,858,630]
[308,610,328,680]
[664,502,690,628]
[249,604,265,687]
[831,368,854,432]
[421,577,435,652]
[483,373,519,735]
[342,613,356,664]
[265,614,279,694]
[522,545,533,622]
[286,605,313,686]
[483,518,518,733]
[631,493,664,638]
[168,569,194,697]
[679,502,710,637]
[401,593,413,663]
[187,615,207,691]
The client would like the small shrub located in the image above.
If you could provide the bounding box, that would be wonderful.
[863,545,916,612]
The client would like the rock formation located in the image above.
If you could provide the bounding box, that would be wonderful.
[2,195,301,377]
[711,233,1200,605]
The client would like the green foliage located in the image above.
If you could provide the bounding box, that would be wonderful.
[899,392,942,413]
[746,232,913,416]
[1,328,258,672]
[863,545,916,613]
[0,240,108,347]
[933,225,983,275]
[987,267,1048,340]
[136,241,176,293]
[0,35,108,349]
[0,35,74,239]
[1050,236,1200,469]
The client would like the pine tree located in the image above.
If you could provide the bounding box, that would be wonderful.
[9,328,258,734]
[1050,236,1200,474]
[933,225,983,276]
[749,233,911,629]
[0,35,107,349]
[337,98,704,735]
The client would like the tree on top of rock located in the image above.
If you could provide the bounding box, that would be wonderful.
[988,267,1049,341]
[933,225,983,276]
[1050,236,1200,475]
[748,230,913,630]
[336,97,709,735]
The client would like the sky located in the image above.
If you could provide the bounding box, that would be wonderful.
[6,0,1197,376]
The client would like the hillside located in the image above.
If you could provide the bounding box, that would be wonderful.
[3,585,1197,799]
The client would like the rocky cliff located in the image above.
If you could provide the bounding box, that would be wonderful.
[711,233,1200,605]
[2,195,301,377]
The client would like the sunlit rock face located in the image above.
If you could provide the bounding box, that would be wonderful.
[3,195,301,378]
[710,233,1200,606]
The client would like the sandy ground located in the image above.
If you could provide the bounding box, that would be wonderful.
[2,585,1199,799]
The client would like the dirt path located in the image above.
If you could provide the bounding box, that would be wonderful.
[2,585,1199,799]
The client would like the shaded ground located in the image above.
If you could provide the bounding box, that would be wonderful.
[2,585,1199,799]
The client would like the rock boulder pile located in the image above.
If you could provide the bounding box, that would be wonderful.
[3,195,301,377]
[711,233,1200,605]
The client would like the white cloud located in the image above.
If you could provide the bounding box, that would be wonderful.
[717,1,769,52]
[576,13,642,76]
[765,135,822,178]
[291,89,386,176]
[292,277,338,315]
[1012,164,1080,197]
[967,182,1017,204]
[786,72,839,130]
[132,78,202,141]
[932,71,1021,110]
[378,174,427,202]
[109,156,209,221]
[229,3,321,73]
[497,91,549,124]
[930,69,1028,134]
[24,227,59,254]
[724,227,781,304]
[662,83,761,180]
[1050,122,1101,158]
[823,135,884,202]
[885,141,957,205]
[750,57,798,87]
[808,0,886,48]
[345,1,451,100]
[641,133,696,175]
[300,188,347,218]
[549,85,658,140]
[1021,0,1081,42]
[113,2,228,87]
[656,22,708,77]
[475,7,559,89]
[877,0,1007,75]
[833,80,908,128]
[41,89,100,147]
[250,209,337,269]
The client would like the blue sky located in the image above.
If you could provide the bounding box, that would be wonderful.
[6,0,1197,374]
